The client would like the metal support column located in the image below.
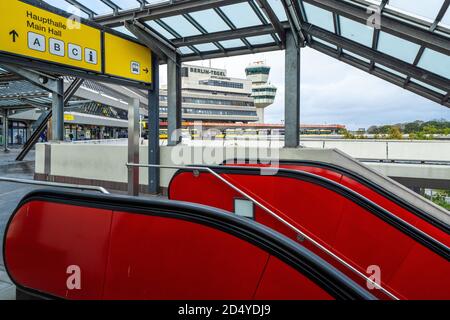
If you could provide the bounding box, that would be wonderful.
[148,55,160,194]
[2,110,9,153]
[128,98,140,196]
[284,30,301,148]
[51,78,64,141]
[167,54,182,146]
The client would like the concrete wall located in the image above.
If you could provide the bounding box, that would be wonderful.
[34,141,450,224]
[301,139,450,161]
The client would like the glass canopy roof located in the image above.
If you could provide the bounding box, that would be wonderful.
[5,0,450,107]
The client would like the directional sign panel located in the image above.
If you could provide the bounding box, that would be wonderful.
[104,32,152,84]
[0,0,102,73]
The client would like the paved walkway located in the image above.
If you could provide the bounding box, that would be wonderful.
[0,149,37,300]
[0,149,165,299]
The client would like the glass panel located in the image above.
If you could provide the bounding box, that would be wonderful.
[178,47,194,55]
[111,0,141,11]
[410,79,447,95]
[160,15,201,37]
[339,16,374,47]
[146,0,170,5]
[268,0,288,21]
[193,43,218,52]
[417,48,450,79]
[377,31,420,63]
[246,35,275,45]
[219,39,246,48]
[440,6,450,27]
[375,63,407,78]
[313,36,338,50]
[343,49,370,63]
[220,2,263,28]
[112,26,136,38]
[145,21,176,39]
[303,2,335,32]
[386,0,444,22]
[42,0,89,18]
[189,9,230,33]
[76,0,113,16]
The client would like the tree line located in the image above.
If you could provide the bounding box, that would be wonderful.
[340,120,450,140]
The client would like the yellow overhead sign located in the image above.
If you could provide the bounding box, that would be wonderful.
[0,0,102,73]
[104,32,152,84]
[64,114,75,121]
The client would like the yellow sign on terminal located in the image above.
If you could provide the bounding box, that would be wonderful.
[0,0,102,73]
[104,32,153,84]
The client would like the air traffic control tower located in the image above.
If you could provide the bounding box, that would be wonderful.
[245,61,277,123]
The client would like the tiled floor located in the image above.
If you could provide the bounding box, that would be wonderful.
[0,150,37,300]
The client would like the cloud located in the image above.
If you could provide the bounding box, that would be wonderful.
[158,48,449,130]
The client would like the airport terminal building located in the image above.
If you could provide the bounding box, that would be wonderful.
[159,64,259,123]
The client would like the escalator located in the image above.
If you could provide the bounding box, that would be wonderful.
[3,189,374,300]
[226,160,449,243]
[168,164,450,300]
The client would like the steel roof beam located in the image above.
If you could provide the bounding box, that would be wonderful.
[303,0,450,55]
[181,44,281,62]
[124,20,176,62]
[255,0,286,44]
[171,23,286,47]
[0,64,60,92]
[304,23,450,92]
[94,0,248,28]
[281,0,306,46]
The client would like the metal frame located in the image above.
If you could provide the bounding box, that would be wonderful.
[0,176,110,194]
[303,0,450,55]
[86,0,450,107]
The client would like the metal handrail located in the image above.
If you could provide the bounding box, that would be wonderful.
[0,177,110,194]
[126,162,399,300]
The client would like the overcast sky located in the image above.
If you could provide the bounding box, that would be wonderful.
[159,48,450,130]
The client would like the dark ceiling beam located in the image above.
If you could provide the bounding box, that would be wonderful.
[124,20,176,62]
[0,73,22,83]
[171,23,287,47]
[281,0,306,46]
[303,23,450,92]
[254,0,286,44]
[181,44,282,62]
[93,0,248,28]
[368,0,388,70]
[303,0,450,55]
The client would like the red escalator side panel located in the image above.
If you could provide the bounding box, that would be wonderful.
[254,256,333,300]
[169,172,450,299]
[388,242,450,300]
[281,164,449,247]
[5,201,113,299]
[103,211,269,300]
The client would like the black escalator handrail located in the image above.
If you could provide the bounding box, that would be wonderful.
[170,166,450,261]
[3,189,376,301]
[221,159,450,235]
